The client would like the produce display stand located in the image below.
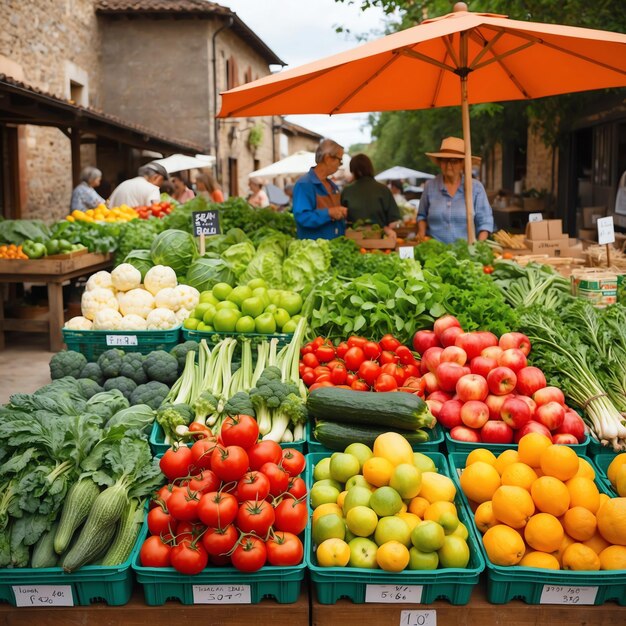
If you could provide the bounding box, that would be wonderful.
[0,252,113,352]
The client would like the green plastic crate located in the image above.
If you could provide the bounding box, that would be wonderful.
[306,420,444,454]
[444,432,590,455]
[0,520,147,607]
[149,421,305,456]
[63,325,182,360]
[592,454,618,496]
[306,451,485,605]
[182,328,293,348]
[448,451,626,606]
[588,435,622,458]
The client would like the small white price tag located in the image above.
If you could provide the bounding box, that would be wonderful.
[400,610,437,626]
[540,585,598,605]
[106,334,139,346]
[13,585,74,607]
[597,216,615,245]
[365,584,422,603]
[398,246,415,259]
[192,584,251,604]
[528,213,543,222]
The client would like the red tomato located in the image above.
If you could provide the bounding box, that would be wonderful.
[237,471,271,501]
[381,362,407,386]
[358,360,381,386]
[344,346,365,372]
[314,373,332,384]
[335,342,349,359]
[190,438,217,471]
[351,379,370,391]
[259,462,290,496]
[301,370,317,387]
[188,470,220,494]
[375,373,399,392]
[266,531,303,566]
[330,364,347,385]
[201,524,239,557]
[231,536,267,572]
[281,448,306,476]
[311,337,326,349]
[313,365,331,378]
[170,542,208,575]
[210,445,249,482]
[247,440,282,470]
[379,334,401,352]
[345,372,357,386]
[147,506,176,536]
[221,414,259,449]
[175,521,204,544]
[302,352,319,368]
[154,484,175,506]
[404,363,420,378]
[395,345,418,366]
[159,446,193,480]
[140,535,172,567]
[167,488,201,522]
[188,422,213,439]
[347,336,367,349]
[287,476,307,499]
[236,499,275,536]
[483,265,494,274]
[315,345,336,363]
[379,350,399,365]
[300,343,314,355]
[325,359,343,370]
[363,341,382,361]
[309,381,335,391]
[273,498,308,535]
[197,491,239,527]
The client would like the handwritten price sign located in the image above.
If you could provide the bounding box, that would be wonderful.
[400,610,437,626]
[540,585,598,605]
[13,585,74,607]
[597,216,615,246]
[106,334,138,346]
[365,584,423,603]
[193,210,221,237]
[192,584,251,604]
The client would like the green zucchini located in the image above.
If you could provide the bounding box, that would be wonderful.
[101,498,143,566]
[54,479,100,554]
[31,523,59,568]
[307,387,435,430]
[314,420,430,451]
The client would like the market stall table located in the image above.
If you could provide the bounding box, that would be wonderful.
[0,252,113,352]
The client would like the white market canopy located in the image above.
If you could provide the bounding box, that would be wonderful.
[154,153,215,173]
[375,166,435,181]
[249,150,351,178]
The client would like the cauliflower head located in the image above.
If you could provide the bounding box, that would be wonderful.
[119,314,148,330]
[154,287,181,311]
[146,307,178,330]
[144,265,177,296]
[174,285,200,312]
[118,288,155,318]
[82,287,119,320]
[92,308,123,330]
[85,270,114,292]
[175,307,191,323]
[111,263,142,292]
[64,316,93,330]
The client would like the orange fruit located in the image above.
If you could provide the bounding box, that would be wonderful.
[460,461,501,504]
[517,433,552,468]
[565,476,600,513]
[606,453,626,486]
[482,525,525,566]
[582,531,611,555]
[551,533,576,567]
[599,545,626,570]
[494,449,519,476]
[474,501,498,534]
[501,462,538,491]
[363,456,395,487]
[524,513,564,553]
[491,485,535,529]
[562,542,601,571]
[531,476,570,517]
[466,448,497,467]
[563,506,597,541]
[408,496,429,518]
[539,445,579,481]
[519,551,560,570]
[419,472,456,503]
[598,493,610,511]
[574,457,596,480]
[596,497,626,545]
[376,540,410,572]
[423,501,457,522]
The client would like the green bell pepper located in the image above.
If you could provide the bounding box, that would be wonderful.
[23,240,47,259]
[45,239,60,255]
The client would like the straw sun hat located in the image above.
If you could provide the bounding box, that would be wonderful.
[425,137,481,166]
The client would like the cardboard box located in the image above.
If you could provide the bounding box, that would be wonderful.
[578,228,597,242]
[547,219,566,239]
[526,221,549,240]
[524,238,570,255]
[345,229,395,249]
[582,206,606,229]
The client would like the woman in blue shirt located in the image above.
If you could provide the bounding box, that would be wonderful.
[417,137,493,243]
[70,167,105,212]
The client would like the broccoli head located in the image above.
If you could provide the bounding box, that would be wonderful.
[250,366,298,409]
[103,376,138,401]
[192,390,219,423]
[130,381,170,409]
[280,393,308,427]
[157,403,194,442]
[50,350,87,380]
[224,391,255,418]
[76,377,104,399]
[97,349,125,378]
[120,353,148,385]
[142,350,179,385]
[79,362,104,386]
[170,341,199,375]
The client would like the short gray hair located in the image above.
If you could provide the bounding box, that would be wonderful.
[80,166,102,184]
[315,138,343,164]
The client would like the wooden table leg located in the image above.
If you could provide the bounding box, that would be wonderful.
[47,281,64,352]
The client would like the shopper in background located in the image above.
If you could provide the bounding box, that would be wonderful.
[389,180,407,206]
[292,138,347,240]
[170,173,195,203]
[417,137,493,243]
[70,166,106,212]
[107,162,167,208]
[195,172,224,202]
[247,177,270,208]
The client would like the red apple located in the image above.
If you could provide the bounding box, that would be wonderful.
[554,410,586,443]
[455,332,484,361]
[500,396,532,429]
[412,330,440,355]
[456,374,489,402]
[499,332,531,356]
[437,399,463,429]
[486,366,517,396]
[532,386,565,407]
[481,420,514,444]
[460,400,490,429]
[470,356,498,378]
[449,425,481,443]
[440,326,464,348]
[436,362,468,392]
[440,346,468,366]
[552,433,579,445]
[516,366,547,396]
[420,346,443,375]
[535,401,565,430]
[514,420,552,442]
[478,331,499,350]
[428,390,453,403]
[482,346,504,360]
[498,348,528,373]
[485,393,510,420]
[422,371,440,394]
[425,399,443,419]
[516,395,537,419]
[433,315,461,338]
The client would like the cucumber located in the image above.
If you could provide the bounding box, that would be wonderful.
[31,523,59,568]
[101,498,143,566]
[307,387,434,430]
[314,420,430,451]
[54,479,100,554]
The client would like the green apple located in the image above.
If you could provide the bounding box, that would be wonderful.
[183,317,199,330]
[346,508,378,539]
[309,484,340,509]
[196,321,213,332]
[199,291,220,305]
[279,291,303,316]
[329,453,361,483]
[313,457,331,481]
[264,303,277,314]
[374,516,411,547]
[437,535,470,568]
[235,315,256,333]
[348,537,379,569]
[267,289,282,306]
[212,282,233,301]
[290,314,303,323]
[344,443,374,471]
[227,285,253,308]
[313,478,343,491]
[247,278,267,290]
[389,464,422,499]
[281,319,297,333]
[411,520,445,552]
[241,296,265,318]
[215,300,239,310]
[408,546,439,570]
[312,513,345,545]
[252,287,270,308]
[193,302,213,320]
[254,312,276,334]
[413,452,436,473]
[345,475,373,490]
[202,305,217,325]
[212,308,242,332]
[272,307,291,330]
[369,486,403,517]
[342,486,373,513]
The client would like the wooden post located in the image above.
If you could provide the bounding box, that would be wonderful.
[607,243,611,268]
[199,233,206,256]
[70,128,81,188]
[460,31,475,244]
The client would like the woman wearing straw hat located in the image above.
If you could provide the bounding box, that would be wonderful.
[417,137,493,243]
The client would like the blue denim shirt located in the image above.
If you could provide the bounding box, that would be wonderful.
[70,182,105,212]
[417,175,493,243]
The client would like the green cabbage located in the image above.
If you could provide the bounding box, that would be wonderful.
[186,255,236,292]
[221,241,256,278]
[150,229,198,275]
[240,250,283,288]
[124,249,154,280]
[283,239,332,292]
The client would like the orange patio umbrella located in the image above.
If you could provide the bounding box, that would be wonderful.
[218,2,626,243]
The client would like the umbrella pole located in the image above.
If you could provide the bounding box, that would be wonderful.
[460,31,476,245]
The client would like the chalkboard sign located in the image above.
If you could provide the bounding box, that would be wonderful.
[193,210,221,236]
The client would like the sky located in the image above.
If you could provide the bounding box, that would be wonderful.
[222,0,398,148]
